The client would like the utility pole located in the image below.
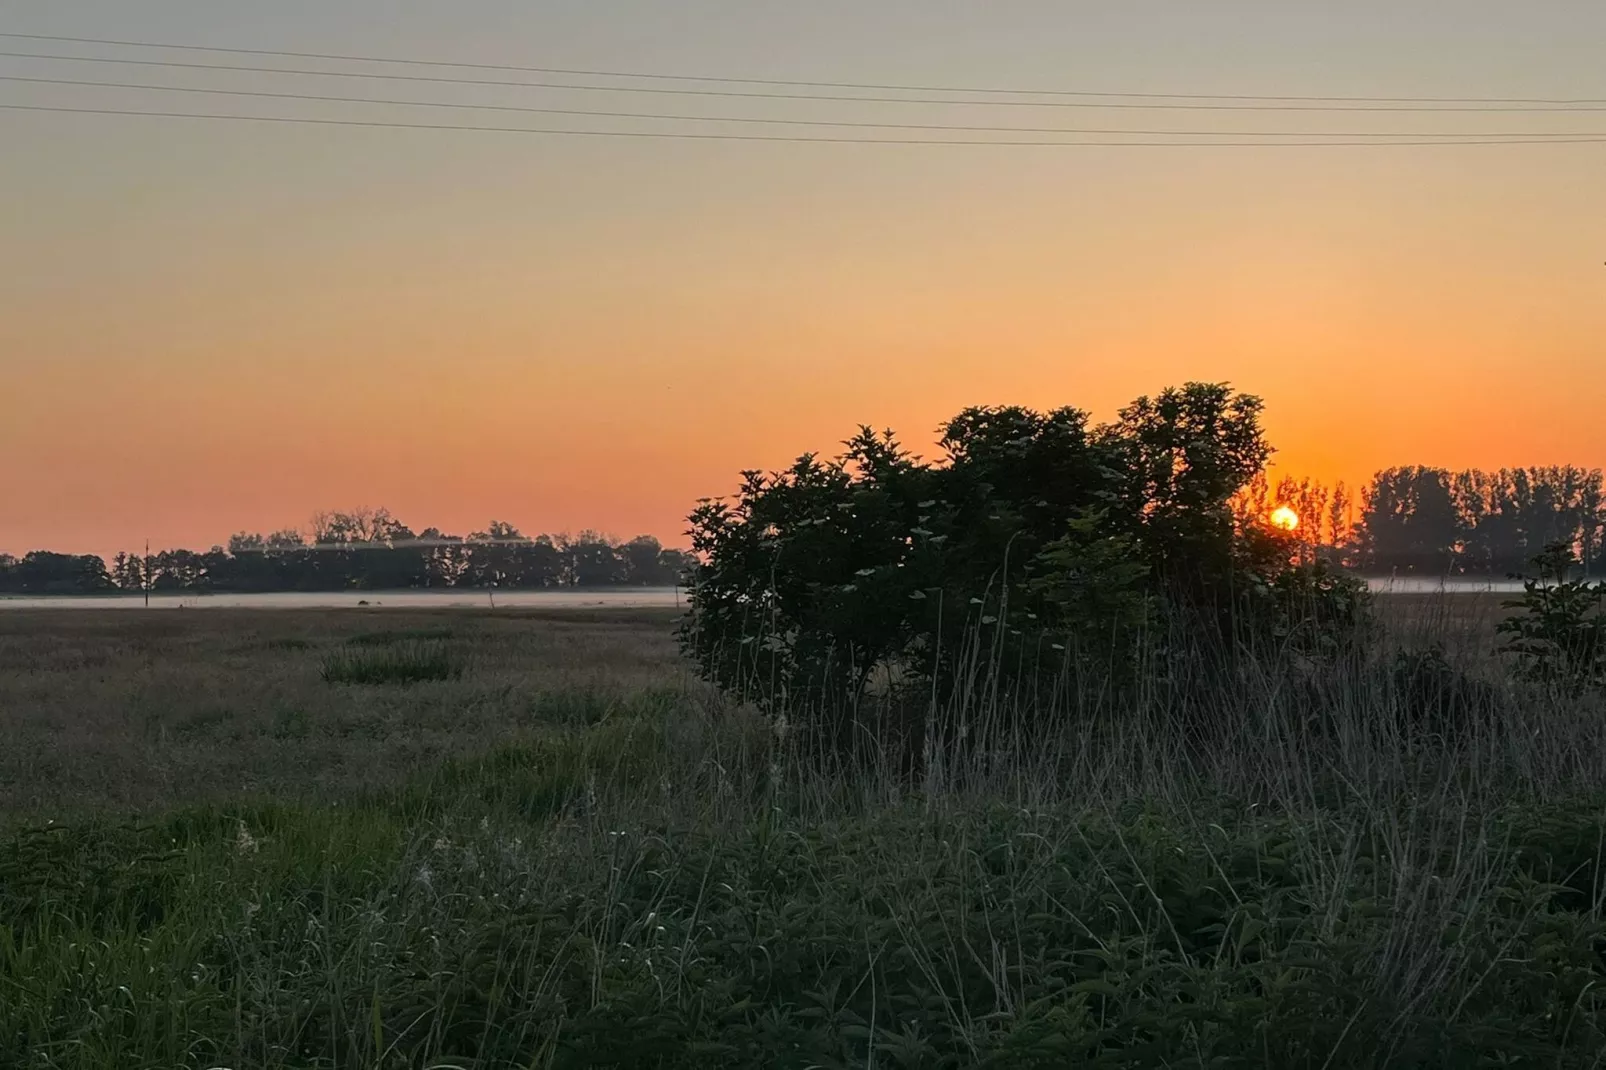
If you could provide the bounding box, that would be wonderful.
[143,539,150,608]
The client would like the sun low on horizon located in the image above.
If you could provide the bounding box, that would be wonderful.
[2,2,1605,560]
[1270,507,1301,533]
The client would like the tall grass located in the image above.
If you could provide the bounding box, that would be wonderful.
[320,640,464,685]
[4,601,1606,1066]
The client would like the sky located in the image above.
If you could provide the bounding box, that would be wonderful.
[3,1,1605,557]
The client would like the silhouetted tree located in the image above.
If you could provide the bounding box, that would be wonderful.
[566,531,627,587]
[1328,481,1356,564]
[419,528,470,588]
[620,535,666,585]
[465,523,563,588]
[1350,466,1604,576]
[2,511,783,596]
[1095,383,1273,611]
[2,552,113,594]
[1358,467,1460,575]
[657,549,699,585]
[681,381,1363,756]
[110,551,145,592]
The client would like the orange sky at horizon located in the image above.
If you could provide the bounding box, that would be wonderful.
[4,3,1605,559]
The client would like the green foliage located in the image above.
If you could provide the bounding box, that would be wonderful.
[1253,557,1375,657]
[1094,384,1271,596]
[1027,509,1157,665]
[680,383,1365,749]
[5,794,1606,1068]
[9,609,1606,1067]
[1498,542,1606,692]
[319,640,464,685]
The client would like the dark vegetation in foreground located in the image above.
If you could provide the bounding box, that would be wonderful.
[1,602,1605,1067]
[4,383,1606,1067]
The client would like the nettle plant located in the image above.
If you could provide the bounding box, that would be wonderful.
[1499,542,1606,693]
[677,383,1368,753]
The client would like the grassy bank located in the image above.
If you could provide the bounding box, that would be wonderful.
[3,604,1606,1067]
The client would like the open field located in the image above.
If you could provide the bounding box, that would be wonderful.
[1374,591,1514,654]
[4,601,1606,1067]
[0,608,695,819]
[0,595,1513,818]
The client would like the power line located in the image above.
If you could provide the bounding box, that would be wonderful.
[6,74,1594,138]
[5,49,1606,113]
[8,102,1606,146]
[4,29,1604,106]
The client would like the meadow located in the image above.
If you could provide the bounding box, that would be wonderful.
[0,609,695,819]
[3,597,1606,1068]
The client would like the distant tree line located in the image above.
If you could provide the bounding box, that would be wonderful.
[1239,465,1605,577]
[4,467,1601,596]
[0,509,696,596]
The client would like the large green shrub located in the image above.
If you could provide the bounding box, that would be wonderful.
[679,382,1369,751]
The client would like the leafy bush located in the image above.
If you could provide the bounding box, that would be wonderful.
[320,641,463,685]
[1498,542,1606,693]
[679,382,1369,753]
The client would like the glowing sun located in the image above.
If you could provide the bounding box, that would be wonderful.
[1270,506,1301,532]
